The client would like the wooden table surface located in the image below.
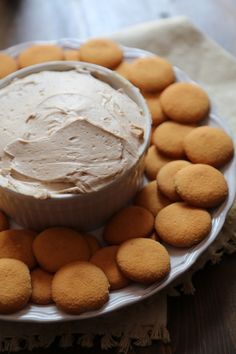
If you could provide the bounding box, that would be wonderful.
[0,0,236,353]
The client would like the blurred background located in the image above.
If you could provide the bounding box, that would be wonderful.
[0,0,236,55]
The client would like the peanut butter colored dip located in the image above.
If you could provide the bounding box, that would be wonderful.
[0,69,146,198]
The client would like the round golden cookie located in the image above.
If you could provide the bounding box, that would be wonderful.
[79,38,123,69]
[145,145,172,180]
[18,44,64,68]
[160,82,210,123]
[184,126,234,168]
[150,126,156,145]
[115,61,131,80]
[0,210,9,231]
[103,206,154,245]
[174,164,228,208]
[90,246,129,290]
[129,56,175,92]
[157,160,191,201]
[116,238,170,284]
[142,92,168,126]
[0,258,31,314]
[31,268,53,305]
[134,180,170,216]
[155,202,212,247]
[0,53,18,79]
[0,229,37,269]
[52,261,109,314]
[33,227,90,273]
[153,121,196,159]
[63,49,80,61]
[83,233,101,257]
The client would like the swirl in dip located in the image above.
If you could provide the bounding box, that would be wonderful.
[0,69,146,198]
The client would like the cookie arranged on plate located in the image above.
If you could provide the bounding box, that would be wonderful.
[157,160,192,201]
[0,53,18,79]
[0,258,31,314]
[52,261,110,315]
[184,126,234,167]
[128,56,175,92]
[63,49,80,61]
[90,246,130,290]
[142,91,167,126]
[174,164,228,208]
[160,82,210,123]
[31,268,53,305]
[0,229,37,269]
[103,206,154,245]
[152,121,196,159]
[155,202,212,248]
[18,44,64,68]
[134,180,170,216]
[80,38,123,69]
[145,145,172,180]
[116,238,170,284]
[33,227,90,273]
[0,40,233,320]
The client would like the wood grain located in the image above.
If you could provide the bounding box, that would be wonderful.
[168,254,236,354]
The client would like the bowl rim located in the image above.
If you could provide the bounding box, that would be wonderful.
[0,60,152,200]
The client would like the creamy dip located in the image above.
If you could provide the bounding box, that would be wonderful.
[0,69,145,198]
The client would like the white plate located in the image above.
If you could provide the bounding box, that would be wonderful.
[0,39,235,322]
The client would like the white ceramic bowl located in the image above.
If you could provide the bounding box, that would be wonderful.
[0,39,235,323]
[0,61,151,231]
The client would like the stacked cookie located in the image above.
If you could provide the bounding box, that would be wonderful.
[103,206,170,284]
[0,223,105,314]
[0,221,170,315]
[0,39,124,79]
[113,48,233,248]
[138,77,233,248]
